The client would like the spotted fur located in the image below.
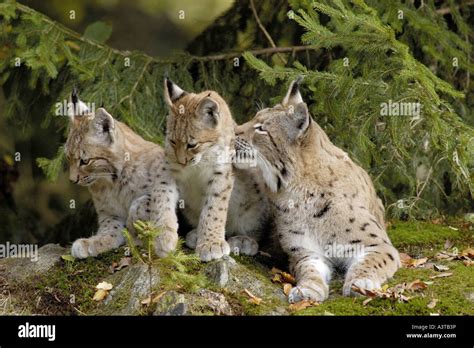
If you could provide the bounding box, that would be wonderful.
[65,93,178,258]
[163,79,269,261]
[235,78,400,302]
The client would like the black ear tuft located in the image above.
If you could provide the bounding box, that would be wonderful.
[164,78,188,105]
[290,76,304,97]
[71,86,79,105]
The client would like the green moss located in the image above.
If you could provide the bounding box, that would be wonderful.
[14,248,124,315]
[388,220,465,247]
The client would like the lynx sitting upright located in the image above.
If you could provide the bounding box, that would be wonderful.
[163,79,270,261]
[65,91,179,259]
[235,78,400,302]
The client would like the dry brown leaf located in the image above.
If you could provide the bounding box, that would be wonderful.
[431,218,443,225]
[400,253,428,268]
[444,239,454,250]
[289,300,317,312]
[463,260,474,266]
[407,279,428,291]
[427,298,438,309]
[92,289,108,301]
[433,264,450,272]
[460,248,474,259]
[271,273,282,284]
[243,289,262,305]
[109,257,132,274]
[270,267,282,274]
[399,253,413,266]
[430,272,453,279]
[351,285,379,297]
[283,283,293,296]
[96,281,113,291]
[411,257,428,268]
[280,272,296,285]
[141,291,167,306]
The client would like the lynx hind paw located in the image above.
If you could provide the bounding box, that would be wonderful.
[196,239,230,262]
[228,235,258,256]
[343,277,382,297]
[154,229,179,258]
[185,229,198,250]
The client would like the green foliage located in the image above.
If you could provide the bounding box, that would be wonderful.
[123,221,206,293]
[0,0,472,219]
[36,146,65,182]
[244,0,473,218]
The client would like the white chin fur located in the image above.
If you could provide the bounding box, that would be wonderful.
[257,156,279,192]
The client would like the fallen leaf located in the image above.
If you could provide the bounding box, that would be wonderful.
[463,260,474,266]
[289,300,317,312]
[427,298,438,309]
[422,262,435,270]
[92,289,108,301]
[271,273,282,284]
[460,248,474,259]
[399,253,413,266]
[411,257,428,268]
[96,281,113,291]
[283,283,292,296]
[431,218,443,225]
[243,289,262,305]
[400,253,428,268]
[270,267,282,274]
[433,264,450,272]
[407,279,428,291]
[270,267,296,285]
[444,239,454,250]
[430,272,453,279]
[61,254,75,262]
[280,272,296,285]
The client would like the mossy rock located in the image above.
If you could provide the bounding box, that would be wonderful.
[1,219,472,316]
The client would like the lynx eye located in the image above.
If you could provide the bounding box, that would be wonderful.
[169,140,176,146]
[187,142,198,149]
[80,158,90,166]
[253,123,268,135]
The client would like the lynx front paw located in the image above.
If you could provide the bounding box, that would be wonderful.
[343,277,381,297]
[288,285,327,303]
[71,234,123,259]
[196,239,230,262]
[228,236,258,256]
[154,229,178,258]
[185,229,198,250]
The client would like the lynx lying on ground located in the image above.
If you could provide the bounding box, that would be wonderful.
[65,91,179,258]
[163,78,270,261]
[235,78,400,302]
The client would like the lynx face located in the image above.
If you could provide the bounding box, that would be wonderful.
[236,78,310,192]
[65,96,123,186]
[163,80,234,167]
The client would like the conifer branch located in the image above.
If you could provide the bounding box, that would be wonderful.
[249,0,288,65]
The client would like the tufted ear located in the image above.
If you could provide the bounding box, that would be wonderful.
[68,87,91,120]
[196,96,219,128]
[284,102,310,142]
[91,108,115,143]
[281,76,304,107]
[164,78,188,107]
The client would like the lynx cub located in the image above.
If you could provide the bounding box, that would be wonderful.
[65,91,179,258]
[163,79,269,261]
[235,78,400,302]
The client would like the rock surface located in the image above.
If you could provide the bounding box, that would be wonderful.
[0,244,289,315]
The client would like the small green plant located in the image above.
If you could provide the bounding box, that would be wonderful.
[122,221,207,308]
